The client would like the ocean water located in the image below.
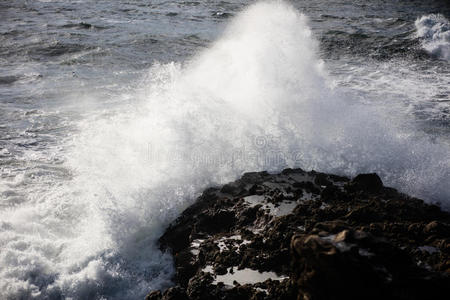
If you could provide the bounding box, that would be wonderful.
[0,0,449,299]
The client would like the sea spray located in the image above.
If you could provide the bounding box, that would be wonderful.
[415,14,450,61]
[1,1,450,299]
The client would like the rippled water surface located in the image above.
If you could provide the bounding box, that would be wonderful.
[1,0,449,299]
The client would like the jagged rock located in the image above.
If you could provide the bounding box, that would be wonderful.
[145,287,187,300]
[347,173,383,193]
[145,290,162,300]
[291,230,450,300]
[146,169,450,300]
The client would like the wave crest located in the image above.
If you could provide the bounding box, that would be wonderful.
[415,14,450,61]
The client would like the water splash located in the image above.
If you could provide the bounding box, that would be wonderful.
[415,14,450,61]
[1,1,449,299]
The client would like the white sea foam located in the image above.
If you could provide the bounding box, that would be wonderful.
[1,1,450,299]
[415,14,450,61]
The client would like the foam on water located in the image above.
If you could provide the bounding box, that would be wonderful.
[415,14,450,61]
[1,1,450,299]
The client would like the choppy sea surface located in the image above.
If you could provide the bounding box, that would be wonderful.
[1,0,449,299]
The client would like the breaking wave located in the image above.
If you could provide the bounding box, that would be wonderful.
[1,2,449,299]
[415,14,450,61]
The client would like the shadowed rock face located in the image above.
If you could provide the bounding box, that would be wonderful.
[147,169,450,300]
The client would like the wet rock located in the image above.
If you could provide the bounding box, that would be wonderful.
[147,169,450,299]
[314,173,332,187]
[348,173,383,193]
[320,185,347,202]
[291,230,450,300]
[145,290,162,300]
[424,220,450,236]
[146,286,187,300]
[196,209,236,234]
[163,286,187,300]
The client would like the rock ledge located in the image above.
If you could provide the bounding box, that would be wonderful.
[147,169,450,300]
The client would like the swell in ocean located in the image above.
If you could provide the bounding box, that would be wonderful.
[1,1,449,299]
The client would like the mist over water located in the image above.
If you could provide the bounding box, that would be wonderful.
[1,1,449,299]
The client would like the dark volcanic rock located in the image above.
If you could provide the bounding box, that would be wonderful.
[291,230,449,300]
[147,169,450,299]
[347,173,383,193]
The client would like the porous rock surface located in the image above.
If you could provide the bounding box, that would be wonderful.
[147,169,450,300]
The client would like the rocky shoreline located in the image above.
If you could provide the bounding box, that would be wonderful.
[147,168,450,300]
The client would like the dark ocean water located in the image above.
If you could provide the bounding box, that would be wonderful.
[0,0,449,299]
